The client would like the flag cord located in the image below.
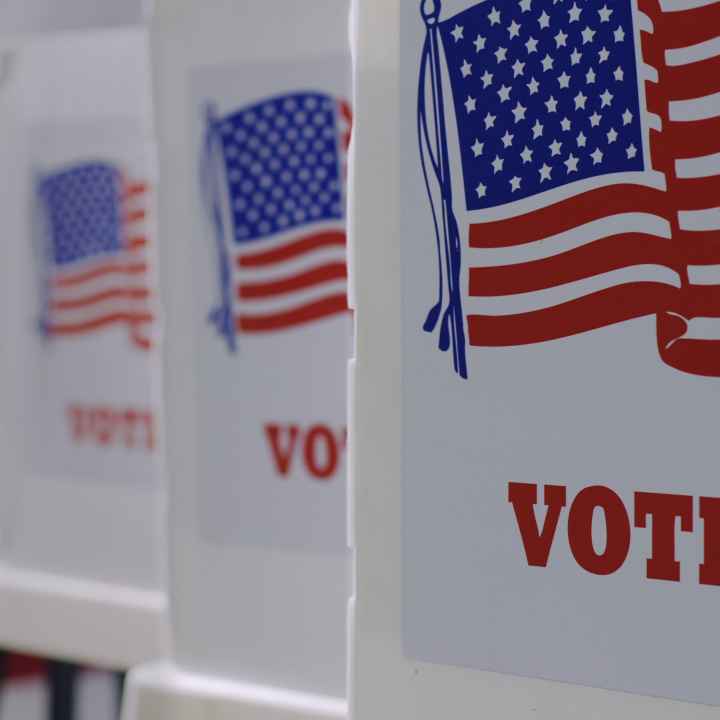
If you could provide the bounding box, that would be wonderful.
[201,103,237,352]
[419,0,468,378]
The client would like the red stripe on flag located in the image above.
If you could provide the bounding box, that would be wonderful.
[48,312,154,336]
[663,55,720,103]
[130,320,153,351]
[674,230,720,262]
[468,234,683,297]
[122,181,149,200]
[127,236,148,251]
[671,285,720,319]
[239,262,347,299]
[664,116,720,161]
[236,294,348,333]
[642,1,720,51]
[469,185,668,249]
[124,209,147,224]
[671,176,720,211]
[659,330,720,378]
[50,287,150,311]
[467,283,677,347]
[53,262,147,288]
[238,231,346,268]
[338,100,353,151]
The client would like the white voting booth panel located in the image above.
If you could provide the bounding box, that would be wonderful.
[123,1,351,718]
[0,0,146,37]
[351,0,720,718]
[0,24,168,669]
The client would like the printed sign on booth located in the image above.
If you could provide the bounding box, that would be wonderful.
[191,60,351,552]
[401,0,720,707]
[26,121,159,486]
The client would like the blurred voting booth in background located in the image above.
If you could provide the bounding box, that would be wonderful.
[0,0,145,36]
[0,656,123,720]
[0,1,168,671]
[123,1,351,719]
[350,0,720,719]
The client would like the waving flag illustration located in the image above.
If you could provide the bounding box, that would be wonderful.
[38,161,153,350]
[418,0,720,379]
[202,92,351,352]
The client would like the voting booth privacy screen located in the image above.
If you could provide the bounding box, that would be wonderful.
[5,0,720,718]
[0,0,145,36]
[351,0,720,717]
[139,1,350,713]
[0,24,166,668]
[188,64,349,554]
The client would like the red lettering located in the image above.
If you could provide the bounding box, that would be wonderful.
[66,404,154,452]
[265,424,300,476]
[508,483,566,567]
[510,483,720,586]
[634,492,693,582]
[140,411,155,451]
[123,409,139,449]
[568,486,630,575]
[67,405,86,441]
[92,407,115,446]
[304,425,339,480]
[699,497,720,586]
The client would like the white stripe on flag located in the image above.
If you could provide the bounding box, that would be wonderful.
[637,11,654,33]
[675,152,720,179]
[666,36,720,66]
[52,274,148,304]
[678,207,720,232]
[51,295,150,326]
[467,213,671,267]
[465,265,681,317]
[681,317,720,342]
[669,91,720,122]
[687,265,720,285]
[235,278,347,316]
[641,64,659,83]
[660,0,718,12]
[238,244,346,284]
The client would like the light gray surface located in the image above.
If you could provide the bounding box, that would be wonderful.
[350,0,720,717]
[0,0,146,36]
[151,0,350,700]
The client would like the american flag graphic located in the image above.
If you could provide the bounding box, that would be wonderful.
[202,92,351,352]
[418,0,720,379]
[38,162,153,350]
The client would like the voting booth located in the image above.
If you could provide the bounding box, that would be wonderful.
[351,0,720,718]
[0,0,145,36]
[123,1,351,718]
[0,7,168,669]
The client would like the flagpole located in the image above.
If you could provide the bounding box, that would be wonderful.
[420,0,468,378]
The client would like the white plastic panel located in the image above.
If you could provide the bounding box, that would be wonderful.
[147,1,350,712]
[350,0,720,717]
[0,0,146,37]
[0,27,167,669]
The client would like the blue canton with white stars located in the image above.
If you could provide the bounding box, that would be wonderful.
[217,92,344,244]
[39,162,122,266]
[440,0,645,211]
